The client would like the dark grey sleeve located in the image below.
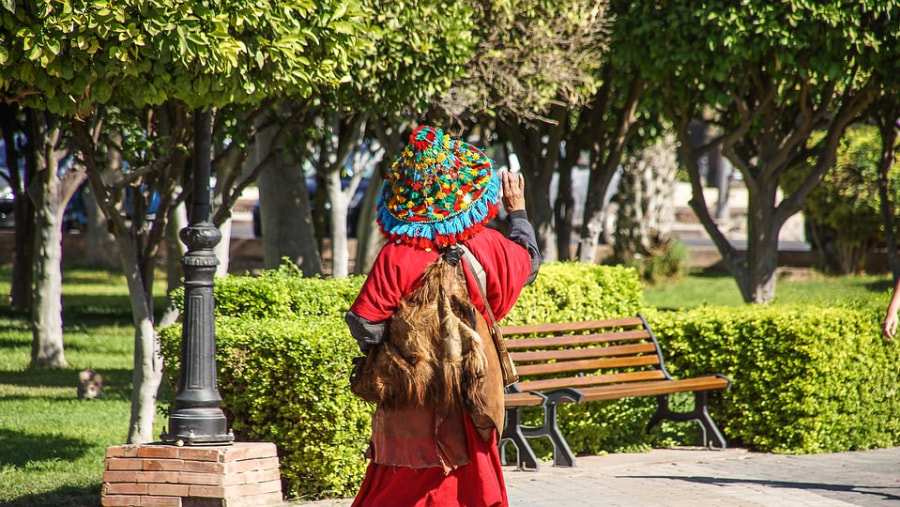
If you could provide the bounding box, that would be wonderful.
[506,209,542,285]
[345,311,387,354]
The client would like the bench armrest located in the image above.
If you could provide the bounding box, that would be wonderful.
[543,387,584,404]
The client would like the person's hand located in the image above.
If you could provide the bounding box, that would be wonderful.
[883,312,898,339]
[501,171,526,213]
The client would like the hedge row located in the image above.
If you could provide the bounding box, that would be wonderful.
[160,265,371,499]
[648,304,900,453]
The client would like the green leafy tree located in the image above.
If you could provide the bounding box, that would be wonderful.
[576,0,670,265]
[433,0,611,262]
[874,97,900,278]
[629,0,896,303]
[784,126,895,274]
[260,0,477,278]
[869,32,900,279]
[0,0,369,443]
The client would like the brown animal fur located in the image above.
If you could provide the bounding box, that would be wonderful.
[352,258,489,415]
[77,368,103,399]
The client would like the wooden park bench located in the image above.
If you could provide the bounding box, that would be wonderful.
[498,314,732,471]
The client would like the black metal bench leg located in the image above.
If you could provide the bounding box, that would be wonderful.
[499,407,540,471]
[646,394,668,431]
[647,392,727,450]
[694,391,727,449]
[524,399,575,467]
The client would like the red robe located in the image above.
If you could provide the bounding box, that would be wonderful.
[349,228,534,507]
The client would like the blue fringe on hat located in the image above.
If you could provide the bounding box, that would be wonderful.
[376,158,501,249]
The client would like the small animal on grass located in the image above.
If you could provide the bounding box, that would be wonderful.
[77,369,103,399]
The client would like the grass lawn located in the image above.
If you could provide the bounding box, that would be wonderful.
[643,268,894,310]
[0,264,895,506]
[0,267,168,507]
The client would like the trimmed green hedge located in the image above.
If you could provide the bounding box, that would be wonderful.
[160,262,645,499]
[505,262,644,324]
[160,265,372,499]
[648,304,900,453]
[161,261,900,501]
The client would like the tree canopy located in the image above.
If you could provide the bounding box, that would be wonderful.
[0,0,369,113]
[627,0,898,302]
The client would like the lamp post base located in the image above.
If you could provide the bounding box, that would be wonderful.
[161,408,234,446]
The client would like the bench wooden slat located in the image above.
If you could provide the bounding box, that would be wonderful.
[510,342,658,363]
[515,354,660,376]
[577,376,731,402]
[500,317,645,336]
[504,329,651,350]
[516,369,667,392]
[504,391,546,407]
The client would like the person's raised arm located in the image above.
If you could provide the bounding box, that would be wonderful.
[502,171,541,284]
[883,276,900,339]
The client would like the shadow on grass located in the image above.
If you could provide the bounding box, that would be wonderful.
[0,484,100,507]
[0,368,134,400]
[0,428,93,468]
[0,337,28,350]
[866,278,894,293]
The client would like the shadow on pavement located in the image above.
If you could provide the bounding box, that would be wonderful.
[622,475,900,504]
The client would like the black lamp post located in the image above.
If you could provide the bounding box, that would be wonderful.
[161,108,233,446]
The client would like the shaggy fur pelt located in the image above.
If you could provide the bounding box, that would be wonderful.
[352,258,489,415]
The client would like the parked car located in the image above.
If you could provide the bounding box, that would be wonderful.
[253,176,370,238]
[0,168,14,229]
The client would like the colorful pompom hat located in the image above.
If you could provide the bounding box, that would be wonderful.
[376,125,500,249]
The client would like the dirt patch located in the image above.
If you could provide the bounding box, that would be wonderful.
[776,266,824,282]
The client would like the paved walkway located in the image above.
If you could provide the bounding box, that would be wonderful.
[291,446,900,507]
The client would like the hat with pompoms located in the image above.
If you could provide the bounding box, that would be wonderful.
[376,125,500,249]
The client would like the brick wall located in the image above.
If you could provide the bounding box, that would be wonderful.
[102,442,283,507]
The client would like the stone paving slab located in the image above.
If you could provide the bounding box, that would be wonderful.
[290,447,900,507]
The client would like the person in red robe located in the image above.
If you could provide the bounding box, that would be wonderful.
[345,125,541,507]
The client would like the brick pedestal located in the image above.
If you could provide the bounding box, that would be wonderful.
[101,442,283,507]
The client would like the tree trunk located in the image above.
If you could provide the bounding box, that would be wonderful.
[213,218,232,277]
[353,175,383,274]
[498,114,565,262]
[255,123,321,275]
[579,161,622,263]
[577,74,644,264]
[116,235,163,444]
[82,183,119,268]
[354,119,404,274]
[29,112,85,369]
[613,134,677,264]
[320,113,367,278]
[70,108,181,444]
[159,201,187,329]
[554,147,576,261]
[326,170,350,277]
[81,129,120,268]
[741,191,781,304]
[2,104,36,312]
[211,144,246,277]
[31,193,67,369]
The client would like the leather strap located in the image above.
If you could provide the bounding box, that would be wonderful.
[458,245,498,327]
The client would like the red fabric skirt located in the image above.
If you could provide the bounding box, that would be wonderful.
[351,414,508,507]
